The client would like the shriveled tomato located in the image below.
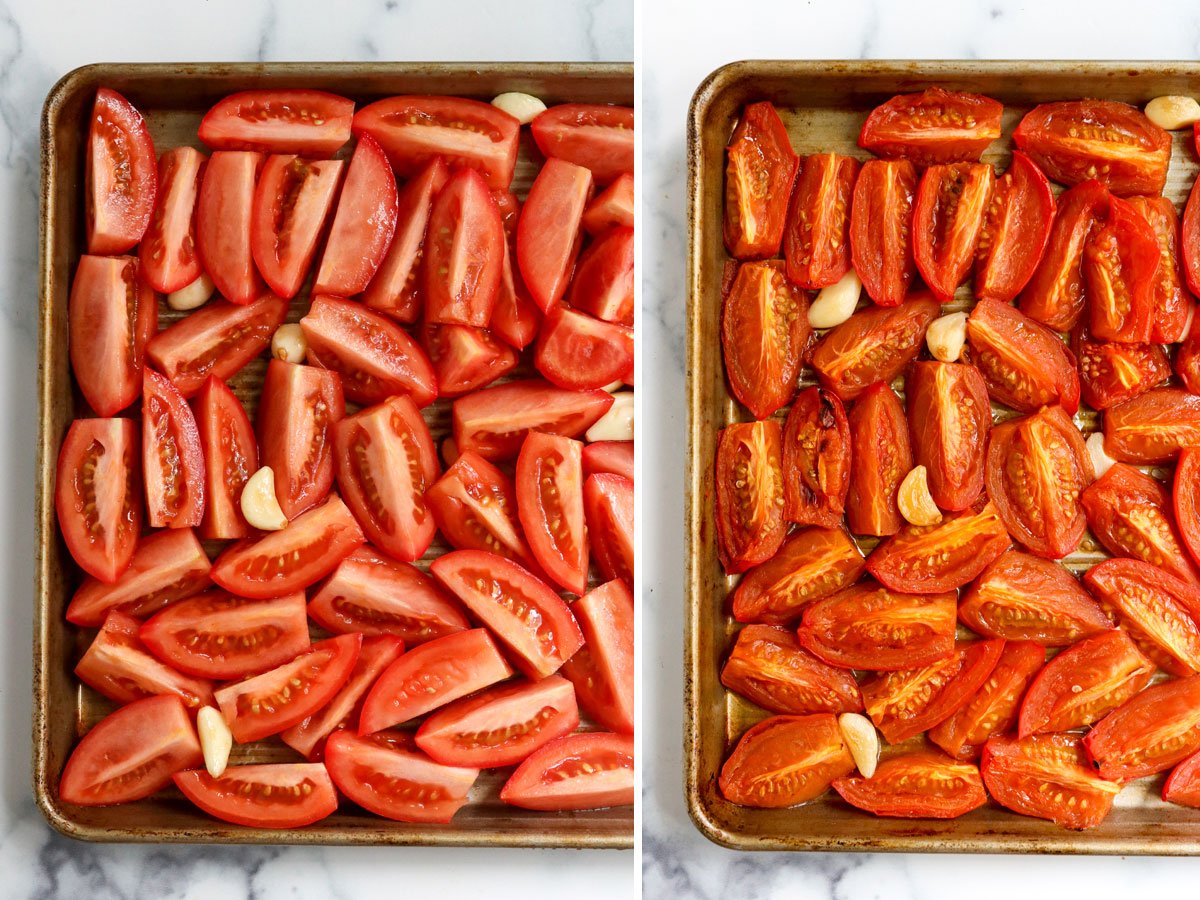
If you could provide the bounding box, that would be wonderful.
[420,323,516,397]
[55,417,141,583]
[959,549,1113,646]
[1104,387,1200,464]
[1176,310,1200,394]
[718,714,853,808]
[568,225,635,325]
[86,87,156,255]
[798,581,957,671]
[975,151,1055,302]
[1072,326,1169,410]
[730,526,864,625]
[908,360,990,511]
[535,304,634,391]
[560,580,635,734]
[582,172,634,236]
[199,89,354,155]
[1084,674,1200,781]
[810,291,939,401]
[1128,194,1193,342]
[174,763,338,829]
[850,159,918,307]
[585,472,634,586]
[844,382,909,536]
[142,369,205,529]
[452,378,612,460]
[1083,193,1158,343]
[1164,748,1200,807]
[502,731,634,811]
[780,387,850,527]
[1175,448,1200,571]
[782,152,859,289]
[195,150,263,304]
[516,432,587,594]
[833,752,988,819]
[531,103,633,185]
[982,733,1120,829]
[985,404,1094,559]
[966,298,1080,414]
[140,146,205,293]
[723,101,798,259]
[192,376,256,540]
[1183,166,1200,298]
[858,87,1003,165]
[720,624,862,716]
[59,695,201,807]
[912,162,994,302]
[582,440,634,481]
[1014,99,1171,196]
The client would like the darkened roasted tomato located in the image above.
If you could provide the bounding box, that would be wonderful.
[982,732,1120,830]
[809,291,939,401]
[1082,463,1200,586]
[975,151,1056,302]
[850,159,918,307]
[452,379,612,461]
[730,527,865,625]
[1019,179,1111,332]
[798,581,957,671]
[582,172,634,236]
[782,387,851,528]
[1104,387,1200,464]
[140,146,205,294]
[1071,325,1170,411]
[1083,674,1200,781]
[714,420,786,574]
[142,369,205,530]
[719,713,855,808]
[1018,630,1154,737]
[199,89,354,156]
[721,624,863,716]
[1175,448,1200,571]
[530,103,634,186]
[192,376,256,541]
[174,763,339,829]
[1165,748,1200,808]
[966,298,1080,415]
[721,261,811,420]
[86,87,157,256]
[866,500,1011,593]
[846,381,911,537]
[1083,558,1200,676]
[985,405,1094,559]
[559,580,635,734]
[723,101,799,259]
[912,162,995,302]
[858,87,1003,166]
[907,360,990,512]
[1013,100,1171,196]
[568,225,634,326]
[515,432,587,595]
[833,751,989,819]
[1128,195,1194,342]
[782,153,859,289]
[928,640,1044,760]
[959,549,1113,646]
[1083,193,1159,343]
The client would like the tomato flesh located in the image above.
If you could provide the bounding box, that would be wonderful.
[781,387,850,528]
[516,432,587,595]
[518,158,593,312]
[195,150,263,304]
[730,526,864,625]
[833,752,988,819]
[140,146,205,293]
[559,580,636,734]
[846,381,911,537]
[1083,674,1200,781]
[535,303,634,391]
[568,225,635,325]
[1072,325,1169,411]
[1128,194,1193,342]
[721,624,862,716]
[783,152,859,289]
[858,87,1003,165]
[192,375,257,540]
[723,101,798,259]
[142,369,206,529]
[174,763,338,829]
[912,162,994,302]
[87,87,156,255]
[1104,387,1200,464]
[907,360,990,511]
[1084,194,1159,343]
[1164,748,1200,808]
[975,150,1055,302]
[531,103,634,186]
[585,472,634,586]
[718,714,853,808]
[582,441,634,481]
[1174,448,1200,573]
[582,172,634,236]
[199,90,354,156]
[420,323,517,398]
[850,159,918,307]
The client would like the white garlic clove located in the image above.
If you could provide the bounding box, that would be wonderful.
[586,391,634,442]
[1086,432,1117,478]
[197,707,233,777]
[240,466,288,532]
[167,272,215,311]
[838,713,880,779]
[807,268,863,329]
[600,380,625,393]
[898,465,943,526]
[491,92,547,125]
[1145,95,1200,131]
[271,323,308,364]
[927,311,969,362]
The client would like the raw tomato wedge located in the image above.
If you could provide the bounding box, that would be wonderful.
[502,732,635,811]
[582,441,634,481]
[1072,326,1169,411]
[142,369,205,529]
[912,162,994,302]
[1083,674,1200,780]
[1104,387,1200,464]
[720,624,863,716]
[833,752,988,819]
[195,150,263,304]
[531,103,634,185]
[518,158,593,312]
[535,304,634,391]
[492,191,543,349]
[1175,448,1200,571]
[192,375,257,540]
[585,472,634,586]
[1164,748,1200,807]
[975,151,1055,302]
[174,763,338,829]
[783,152,859,289]
[568,225,634,325]
[140,146,206,293]
[966,298,1080,414]
[846,381,911,537]
[1128,194,1193,342]
[718,714,852,808]
[420,323,517,397]
[781,387,850,527]
[907,360,990,511]
[516,432,587,595]
[199,90,354,156]
[982,733,1119,829]
[850,159,918,307]
[858,87,1003,165]
[1084,193,1158,343]
[425,167,506,327]
[723,101,798,259]
[86,87,156,255]
[582,172,634,236]
[560,580,636,734]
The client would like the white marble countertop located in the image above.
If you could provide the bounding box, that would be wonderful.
[0,1,632,897]
[642,0,1200,895]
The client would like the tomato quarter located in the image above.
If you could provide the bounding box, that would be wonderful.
[974,150,1055,302]
[560,580,636,734]
[1128,194,1193,343]
[199,89,354,156]
[723,101,798,260]
[585,473,634,586]
[531,103,634,186]
[850,159,918,307]
[1072,325,1169,411]
[568,225,635,325]
[518,159,593,312]
[192,375,257,540]
[833,752,988,819]
[908,360,990,512]
[516,432,588,595]
[858,87,1003,165]
[720,624,863,716]
[783,152,859,289]
[718,714,853,808]
[912,161,995,302]
[140,146,205,293]
[142,368,205,529]
[174,763,338,829]
[1084,194,1158,343]
[1103,387,1200,464]
[1083,674,1200,781]
[845,382,911,537]
[86,87,156,255]
[195,150,263,304]
[420,323,517,397]
[535,304,634,391]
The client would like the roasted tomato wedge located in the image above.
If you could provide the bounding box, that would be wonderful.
[1083,558,1200,676]
[195,150,263,304]
[55,417,141,583]
[516,432,587,594]
[928,640,1044,760]
[584,472,634,586]
[1014,99,1171,196]
[975,151,1055,302]
[423,167,506,326]
[1184,167,1200,298]
[66,528,211,627]
[210,494,364,599]
[1019,179,1111,332]
[192,376,257,540]
[810,291,939,401]
[59,695,201,807]
[845,382,911,537]
[783,152,859,289]
[518,159,592,313]
[858,87,1002,165]
[531,103,634,185]
[1084,674,1200,781]
[140,146,205,293]
[502,731,634,811]
[1176,312,1200,394]
[718,714,853,808]
[866,501,1011,593]
[1128,194,1193,342]
[430,550,584,679]
[1083,194,1158,343]
[1018,630,1153,737]
[1175,448,1200,571]
[966,298,1080,414]
[1165,749,1200,807]
[416,675,579,768]
[140,591,310,680]
[142,369,205,529]
[1072,326,1169,410]
[199,90,354,156]
[69,254,157,417]
[249,153,343,298]
[568,225,635,325]
[720,625,863,716]
[850,159,918,307]
[1104,387,1200,464]
[907,360,990,511]
[582,440,634,481]
[833,752,988,819]
[582,172,634,236]
[86,87,156,255]
[982,733,1120,830]
[174,763,339,829]
[912,162,994,302]
[959,549,1113,646]
[333,394,439,563]
[781,387,850,527]
[145,292,289,399]
[721,261,810,419]
[535,304,634,391]
[420,323,517,397]
[985,405,1094,559]
[359,628,514,733]
[257,359,344,520]
[798,581,957,671]
[723,101,798,259]
[560,580,636,734]
[1082,462,1200,586]
[730,526,865,625]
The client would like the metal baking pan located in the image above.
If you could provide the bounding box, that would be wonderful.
[685,59,1200,854]
[36,61,633,847]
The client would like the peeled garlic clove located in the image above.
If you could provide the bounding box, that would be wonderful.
[586,391,634,442]
[271,323,308,364]
[807,268,863,329]
[240,466,288,532]
[167,272,215,311]
[926,311,968,362]
[491,92,547,125]
[1086,432,1116,478]
[600,380,624,393]
[198,707,233,777]
[838,713,880,779]
[898,465,942,526]
[1145,95,1200,131]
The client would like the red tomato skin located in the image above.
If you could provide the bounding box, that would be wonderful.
[518,158,593,312]
[192,376,257,541]
[87,87,157,255]
[1104,387,1200,465]
[568,225,635,325]
[730,527,865,625]
[142,369,206,529]
[1083,674,1200,781]
[560,580,636,734]
[1164,748,1200,808]
[718,714,853,809]
[782,152,859,289]
[912,162,995,302]
[582,441,634,481]
[907,360,990,512]
[500,731,634,811]
[720,624,863,716]
[1175,448,1200,572]
[781,387,851,528]
[582,172,634,235]
[173,763,339,829]
[516,432,588,595]
[850,159,918,307]
[585,472,634,586]
[531,104,634,186]
[1072,326,1169,411]
[1083,194,1159,344]
[195,150,264,304]
[1183,165,1200,298]
[723,101,798,260]
[1128,194,1194,343]
[140,146,206,294]
[832,752,989,819]
[1176,309,1200,394]
[535,304,634,391]
[858,87,1003,165]
[199,90,354,156]
[975,151,1056,302]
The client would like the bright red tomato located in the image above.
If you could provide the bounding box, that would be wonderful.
[568,225,634,325]
[1176,310,1200,393]
[1165,748,1200,807]
[195,150,263,304]
[912,162,995,302]
[1128,194,1194,342]
[585,472,634,586]
[1183,165,1200,298]
[730,527,864,625]
[560,580,635,734]
[515,432,587,594]
[531,103,634,185]
[858,87,1003,165]
[86,87,156,255]
[974,151,1055,302]
[982,733,1119,829]
[502,731,635,811]
[1072,325,1169,410]
[781,387,850,527]
[1084,194,1158,343]
[582,440,634,481]
[535,304,635,391]
[518,158,593,312]
[908,360,990,511]
[850,159,918,307]
[140,146,206,293]
[720,624,863,716]
[1103,387,1200,464]
[192,376,256,540]
[845,382,911,537]
[421,324,516,397]
[1175,448,1200,571]
[199,90,354,156]
[142,368,205,529]
[833,752,988,819]
[1083,674,1200,781]
[492,191,543,349]
[723,101,798,260]
[582,172,634,236]
[174,763,339,829]
[783,152,859,289]
[717,715,851,808]
[867,501,1011,593]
